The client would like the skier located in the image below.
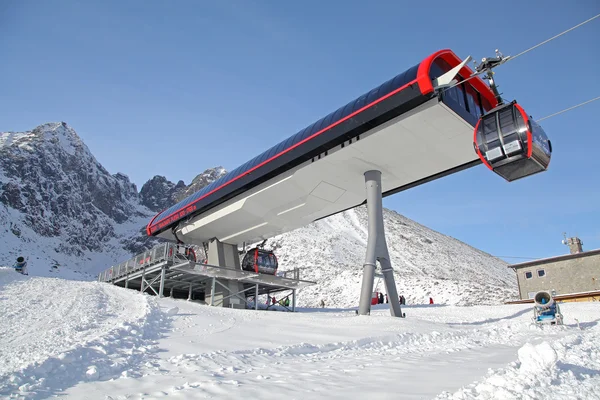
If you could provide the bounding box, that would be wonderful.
[429,297,434,304]
[13,256,28,275]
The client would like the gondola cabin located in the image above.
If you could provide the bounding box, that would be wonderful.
[474,101,552,182]
[241,247,278,275]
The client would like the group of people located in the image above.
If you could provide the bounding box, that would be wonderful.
[376,293,407,305]
[377,293,435,305]
[266,296,290,307]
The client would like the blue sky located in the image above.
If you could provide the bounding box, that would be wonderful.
[2,0,599,262]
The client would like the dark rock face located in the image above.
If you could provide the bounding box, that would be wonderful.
[139,176,186,212]
[139,167,227,213]
[0,123,145,255]
[0,122,228,260]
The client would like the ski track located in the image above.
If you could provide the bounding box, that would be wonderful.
[82,305,585,399]
[2,269,600,399]
[0,268,167,399]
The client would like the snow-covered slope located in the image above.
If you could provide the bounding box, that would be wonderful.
[0,268,164,396]
[1,270,599,399]
[265,205,515,306]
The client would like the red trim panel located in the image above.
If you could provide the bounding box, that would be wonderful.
[146,211,162,236]
[253,248,258,274]
[473,119,493,170]
[514,103,533,158]
[417,49,498,109]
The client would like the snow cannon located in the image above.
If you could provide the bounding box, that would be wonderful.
[13,256,28,275]
[532,291,563,325]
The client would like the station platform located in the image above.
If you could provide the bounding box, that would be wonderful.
[98,242,316,311]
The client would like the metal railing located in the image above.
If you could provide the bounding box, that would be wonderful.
[97,242,191,283]
[98,242,305,284]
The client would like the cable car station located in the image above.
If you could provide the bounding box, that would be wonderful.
[98,241,315,310]
[101,48,552,316]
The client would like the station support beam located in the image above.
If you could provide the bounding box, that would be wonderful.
[358,170,403,317]
[204,238,244,308]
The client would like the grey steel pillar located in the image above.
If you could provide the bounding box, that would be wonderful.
[358,170,403,317]
[292,289,296,312]
[159,266,166,298]
[125,273,129,289]
[188,283,193,301]
[140,267,146,293]
[255,284,259,310]
[210,277,216,306]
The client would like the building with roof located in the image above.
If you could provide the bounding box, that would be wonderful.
[509,237,600,302]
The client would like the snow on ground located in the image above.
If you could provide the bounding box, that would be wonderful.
[0,268,165,398]
[1,269,599,399]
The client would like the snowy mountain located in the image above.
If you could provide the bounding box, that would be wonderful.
[265,206,516,307]
[0,122,152,278]
[139,167,227,212]
[0,122,515,305]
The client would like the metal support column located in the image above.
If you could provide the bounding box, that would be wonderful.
[358,170,404,317]
[292,289,296,312]
[210,277,216,306]
[188,283,193,301]
[255,284,259,310]
[140,267,146,293]
[159,266,166,298]
[125,273,129,289]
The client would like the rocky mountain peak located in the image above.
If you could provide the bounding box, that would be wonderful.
[139,167,227,213]
[0,122,144,258]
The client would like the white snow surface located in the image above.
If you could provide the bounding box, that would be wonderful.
[1,269,599,400]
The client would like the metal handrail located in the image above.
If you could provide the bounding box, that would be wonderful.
[97,243,304,283]
[97,242,186,282]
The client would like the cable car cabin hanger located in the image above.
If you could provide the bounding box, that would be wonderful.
[470,50,552,182]
[241,247,278,275]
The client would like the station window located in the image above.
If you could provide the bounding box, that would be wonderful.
[537,269,546,277]
[525,271,533,279]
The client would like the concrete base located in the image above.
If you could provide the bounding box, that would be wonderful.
[204,238,244,307]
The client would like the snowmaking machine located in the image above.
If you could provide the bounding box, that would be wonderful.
[13,256,28,275]
[532,291,563,325]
